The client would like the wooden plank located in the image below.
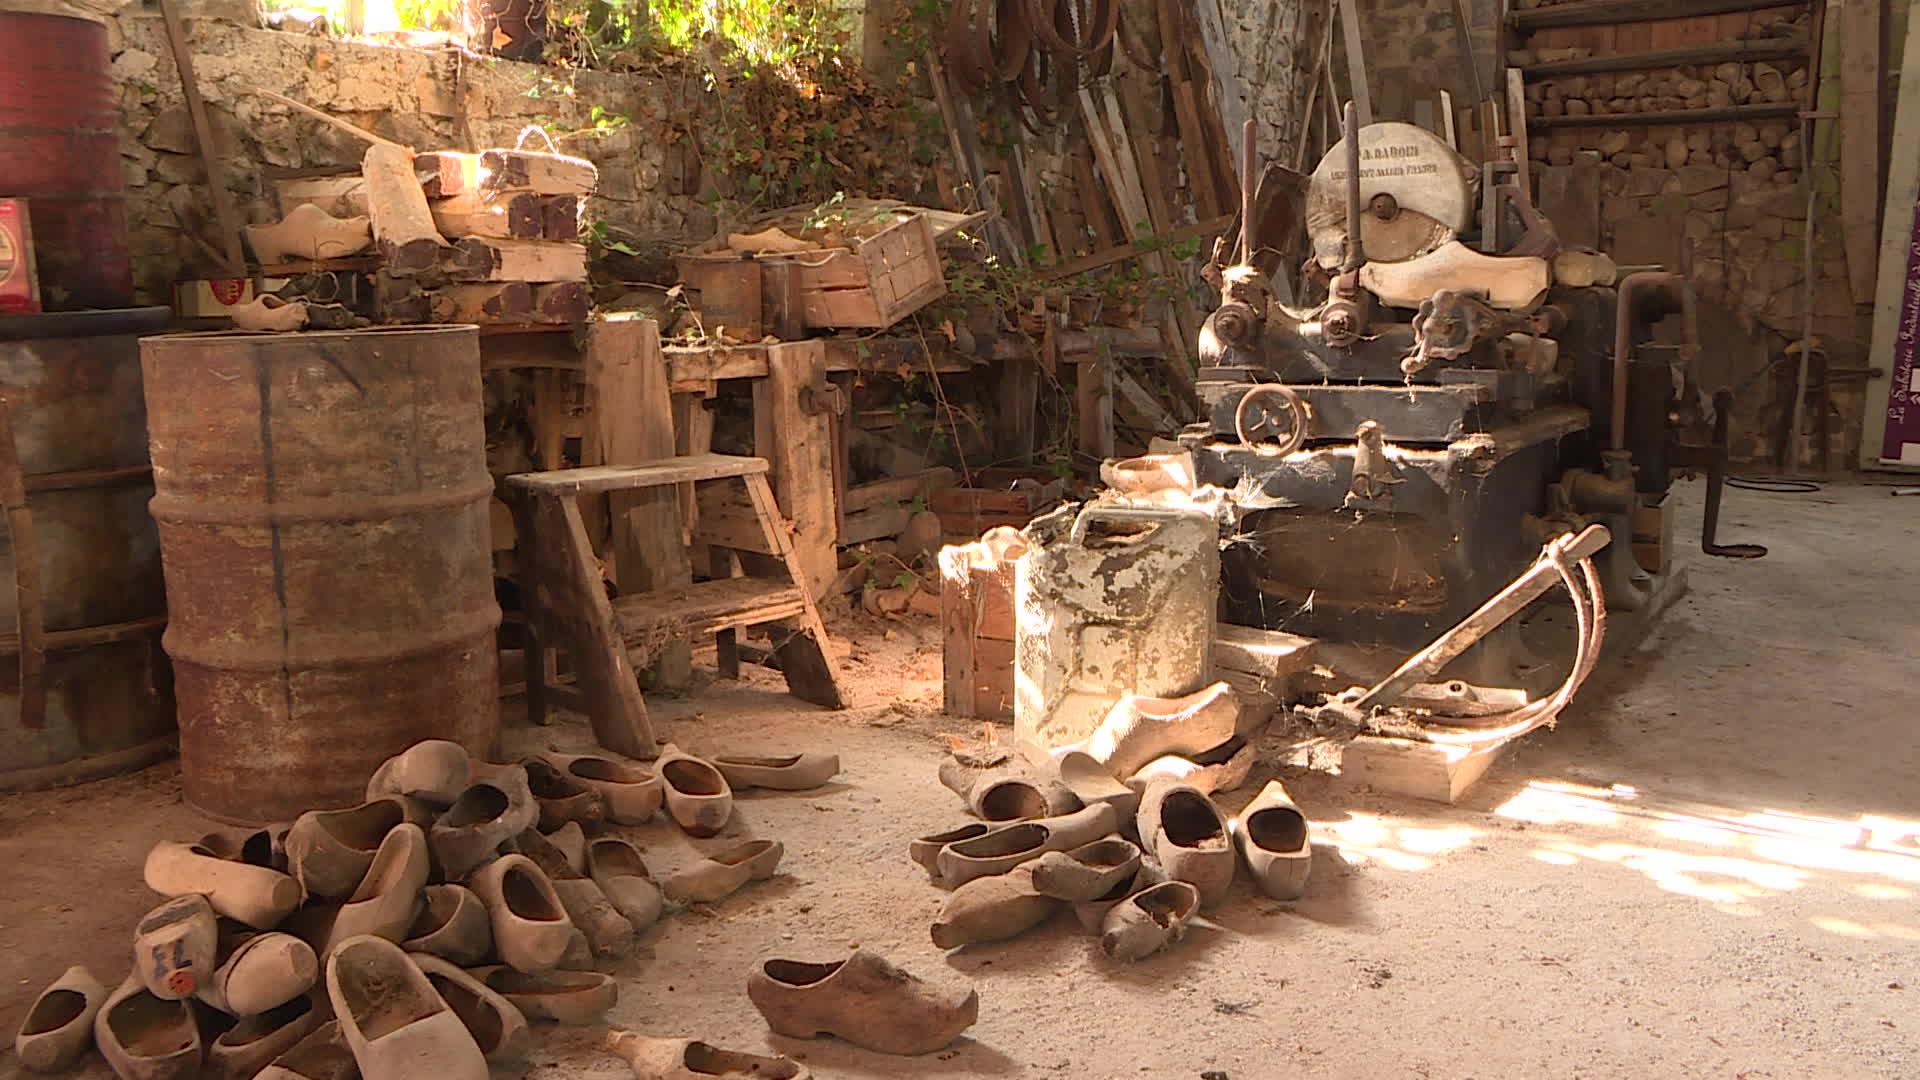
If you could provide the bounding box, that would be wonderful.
[1511,0,1808,29]
[158,0,246,274]
[1336,0,1374,125]
[1506,69,1531,191]
[839,505,916,544]
[1111,369,1176,433]
[584,318,691,687]
[1527,102,1799,129]
[1520,36,1809,76]
[693,487,781,554]
[1839,0,1882,303]
[1072,152,1123,251]
[1536,156,1601,248]
[1170,80,1225,217]
[508,454,767,496]
[612,577,806,640]
[845,467,958,514]
[755,342,838,601]
[1341,734,1508,804]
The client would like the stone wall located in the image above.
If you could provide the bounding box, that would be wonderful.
[1218,0,1318,168]
[106,0,717,302]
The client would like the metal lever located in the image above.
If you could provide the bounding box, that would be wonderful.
[1696,389,1767,559]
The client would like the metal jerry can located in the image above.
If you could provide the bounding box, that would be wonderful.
[1013,501,1220,749]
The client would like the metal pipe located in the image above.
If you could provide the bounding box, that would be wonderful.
[1341,100,1364,272]
[1787,111,1818,470]
[1610,271,1695,452]
[1239,116,1257,264]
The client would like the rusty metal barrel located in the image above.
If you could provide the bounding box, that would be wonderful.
[0,308,175,791]
[141,326,501,823]
[0,12,134,309]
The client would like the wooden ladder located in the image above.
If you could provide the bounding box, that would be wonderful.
[505,453,847,759]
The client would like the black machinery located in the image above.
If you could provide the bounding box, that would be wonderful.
[1182,106,1763,703]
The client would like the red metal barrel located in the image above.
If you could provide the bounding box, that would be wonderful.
[0,12,134,309]
[141,326,501,823]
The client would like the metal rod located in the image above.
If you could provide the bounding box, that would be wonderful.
[1348,524,1612,713]
[1239,117,1257,264]
[1341,100,1364,272]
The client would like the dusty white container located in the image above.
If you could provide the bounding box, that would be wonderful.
[1013,501,1220,749]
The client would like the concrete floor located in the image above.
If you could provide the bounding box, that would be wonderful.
[2,478,1916,1079]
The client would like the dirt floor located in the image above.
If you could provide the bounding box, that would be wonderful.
[3,479,1917,1080]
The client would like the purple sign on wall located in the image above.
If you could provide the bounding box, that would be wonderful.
[1882,195,1920,464]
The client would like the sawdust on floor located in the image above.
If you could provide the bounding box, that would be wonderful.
[0,481,1915,1079]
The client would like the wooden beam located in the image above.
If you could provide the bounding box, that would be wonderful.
[1511,0,1808,30]
[583,318,691,687]
[159,0,246,274]
[1336,0,1374,126]
[1839,0,1882,303]
[755,342,838,600]
[1520,36,1809,77]
[1527,102,1799,129]
[1506,69,1530,192]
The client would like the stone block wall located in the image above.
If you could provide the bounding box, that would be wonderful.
[106,0,718,301]
[1219,0,1318,167]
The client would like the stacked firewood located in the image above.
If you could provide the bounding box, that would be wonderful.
[366,142,596,326]
[1521,59,1808,120]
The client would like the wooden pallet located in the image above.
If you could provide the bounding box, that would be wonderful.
[505,452,847,758]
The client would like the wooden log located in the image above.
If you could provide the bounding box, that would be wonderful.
[1527,102,1798,129]
[429,282,534,323]
[363,143,446,276]
[1522,38,1809,77]
[532,282,589,324]
[446,238,588,283]
[419,148,599,197]
[430,191,546,240]
[541,196,580,241]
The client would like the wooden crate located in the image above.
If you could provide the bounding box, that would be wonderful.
[772,213,946,329]
[940,548,1017,720]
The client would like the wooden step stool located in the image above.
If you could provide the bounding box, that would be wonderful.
[505,452,847,759]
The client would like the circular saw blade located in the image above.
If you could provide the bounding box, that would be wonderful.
[1307,121,1479,267]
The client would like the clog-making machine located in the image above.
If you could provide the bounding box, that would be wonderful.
[1182,107,1764,730]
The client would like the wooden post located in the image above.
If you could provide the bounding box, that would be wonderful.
[584,318,693,688]
[754,342,838,600]
[998,343,1040,464]
[158,0,246,274]
[1839,0,1883,303]
[1075,344,1115,460]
